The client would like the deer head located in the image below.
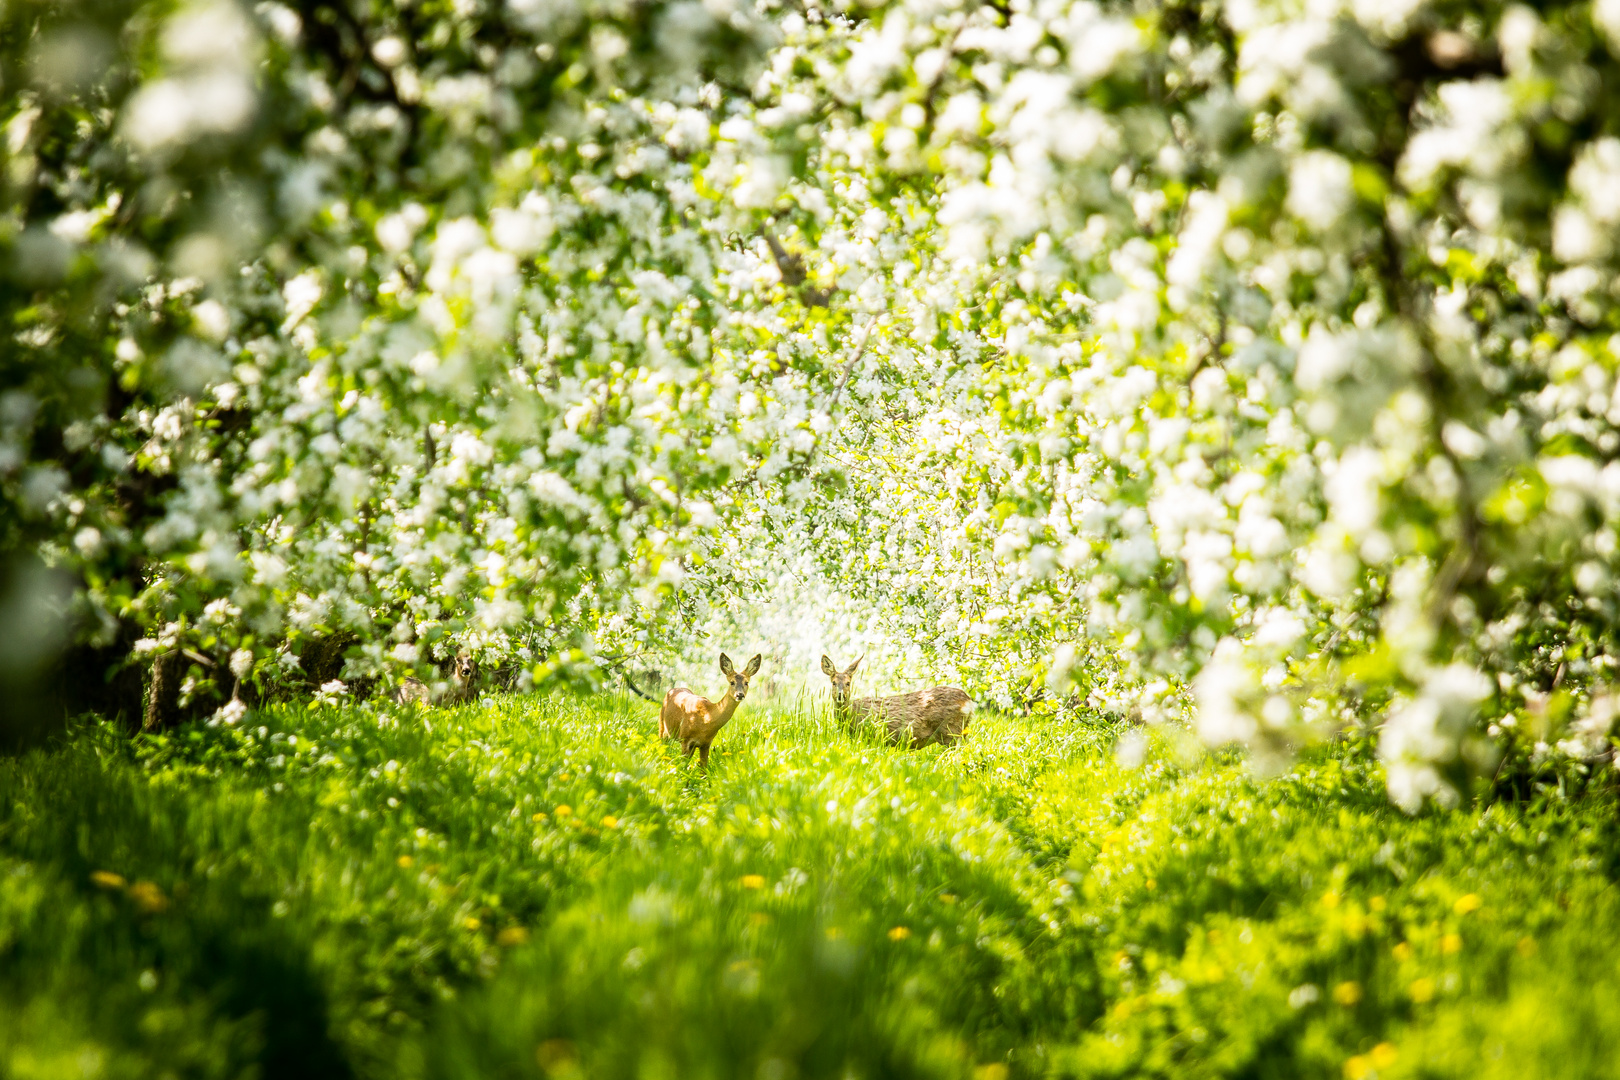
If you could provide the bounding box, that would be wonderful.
[820,654,862,704]
[719,652,762,702]
[452,651,477,683]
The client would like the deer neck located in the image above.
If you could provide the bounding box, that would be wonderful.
[709,688,739,725]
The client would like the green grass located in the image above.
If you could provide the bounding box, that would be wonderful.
[1,691,1618,1079]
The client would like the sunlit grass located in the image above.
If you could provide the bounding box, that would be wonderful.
[1,692,1617,1079]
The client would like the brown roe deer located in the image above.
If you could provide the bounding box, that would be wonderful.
[659,652,762,768]
[820,655,973,748]
[396,651,478,706]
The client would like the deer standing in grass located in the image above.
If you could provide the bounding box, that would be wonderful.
[820,655,973,748]
[396,651,478,706]
[659,652,762,768]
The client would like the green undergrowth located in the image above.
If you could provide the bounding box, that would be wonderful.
[1,692,1618,1079]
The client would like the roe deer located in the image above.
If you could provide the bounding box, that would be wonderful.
[820,654,973,748]
[659,652,762,768]
[396,651,478,706]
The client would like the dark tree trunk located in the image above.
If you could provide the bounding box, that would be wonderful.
[143,651,184,733]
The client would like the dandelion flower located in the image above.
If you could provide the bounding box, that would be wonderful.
[128,881,168,913]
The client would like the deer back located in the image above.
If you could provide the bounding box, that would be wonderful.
[846,686,973,748]
[396,677,429,706]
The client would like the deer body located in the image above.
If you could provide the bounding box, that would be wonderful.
[842,688,974,747]
[658,652,761,768]
[396,652,478,706]
[822,655,974,749]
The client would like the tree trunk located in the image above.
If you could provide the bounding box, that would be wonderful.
[143,651,184,733]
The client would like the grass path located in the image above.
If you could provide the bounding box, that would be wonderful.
[1,691,1617,1079]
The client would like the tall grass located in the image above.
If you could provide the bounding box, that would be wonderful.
[1,690,1617,1079]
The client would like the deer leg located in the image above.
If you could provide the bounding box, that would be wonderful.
[698,743,710,769]
[682,740,696,759]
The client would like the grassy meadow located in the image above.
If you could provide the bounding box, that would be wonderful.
[2,689,1618,1079]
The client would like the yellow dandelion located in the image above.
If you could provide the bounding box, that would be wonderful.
[1370,1043,1398,1068]
[1408,977,1435,1003]
[888,926,911,941]
[740,874,765,889]
[1369,895,1387,911]
[1343,1054,1371,1080]
[974,1066,1009,1080]
[940,893,958,904]
[532,811,547,822]
[554,805,572,817]
[397,855,414,868]
[1441,933,1463,954]
[464,916,482,930]
[128,881,168,914]
[1321,891,1341,909]
[601,815,618,828]
[1392,942,1413,962]
[1453,893,1482,915]
[536,1039,575,1071]
[90,871,126,890]
[496,926,531,947]
[1144,878,1157,891]
[1332,981,1362,1006]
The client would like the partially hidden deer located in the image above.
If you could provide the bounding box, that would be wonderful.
[658,652,762,768]
[397,651,478,706]
[820,654,973,748]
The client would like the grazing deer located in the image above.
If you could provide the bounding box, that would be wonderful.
[396,651,478,706]
[658,652,762,768]
[820,654,974,748]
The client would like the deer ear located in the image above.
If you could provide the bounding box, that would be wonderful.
[745,654,762,676]
[719,653,735,676]
[821,655,836,676]
[848,654,862,674]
